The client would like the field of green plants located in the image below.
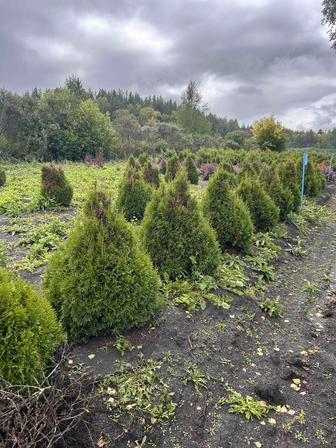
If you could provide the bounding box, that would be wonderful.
[1,149,336,448]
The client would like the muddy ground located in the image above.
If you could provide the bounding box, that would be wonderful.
[1,186,336,448]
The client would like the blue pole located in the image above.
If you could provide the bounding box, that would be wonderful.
[301,152,307,207]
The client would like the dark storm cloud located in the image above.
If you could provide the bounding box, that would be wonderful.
[0,0,335,128]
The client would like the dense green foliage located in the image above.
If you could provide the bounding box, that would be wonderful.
[252,117,286,152]
[268,177,294,220]
[117,165,152,220]
[142,161,160,188]
[204,168,254,251]
[43,189,160,342]
[165,155,180,182]
[259,165,294,220]
[185,155,199,184]
[237,178,280,232]
[303,160,326,197]
[40,164,73,207]
[142,171,220,278]
[278,160,301,211]
[0,167,5,187]
[2,77,334,163]
[322,0,336,49]
[0,268,62,384]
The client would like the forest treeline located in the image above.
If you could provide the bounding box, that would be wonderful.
[0,77,335,161]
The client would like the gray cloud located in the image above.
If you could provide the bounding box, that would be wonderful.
[0,0,335,129]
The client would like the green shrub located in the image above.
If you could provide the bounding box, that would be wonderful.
[304,160,326,197]
[40,165,73,207]
[204,168,254,251]
[0,168,6,187]
[260,166,294,220]
[237,178,280,232]
[218,167,238,188]
[128,155,140,169]
[143,161,160,188]
[269,176,294,220]
[143,171,220,278]
[185,156,199,184]
[0,268,62,384]
[138,153,149,166]
[165,155,180,182]
[117,165,152,221]
[43,189,160,342]
[0,241,6,267]
[159,159,167,174]
[278,160,301,210]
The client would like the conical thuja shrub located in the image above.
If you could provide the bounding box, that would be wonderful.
[237,178,280,232]
[303,160,326,197]
[142,171,220,278]
[117,163,152,221]
[41,164,73,206]
[0,268,62,384]
[204,168,254,251]
[278,160,301,211]
[143,160,160,188]
[165,155,180,182]
[260,165,294,220]
[268,176,294,220]
[185,155,199,185]
[43,188,160,342]
[0,167,6,187]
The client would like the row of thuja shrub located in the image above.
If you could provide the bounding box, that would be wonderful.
[0,151,326,385]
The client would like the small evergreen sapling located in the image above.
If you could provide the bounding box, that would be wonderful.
[0,268,62,384]
[43,189,160,342]
[304,160,326,197]
[237,178,280,232]
[142,170,220,278]
[204,168,254,251]
[260,166,294,220]
[159,159,167,174]
[0,167,6,187]
[165,155,180,181]
[40,165,73,207]
[143,160,160,188]
[117,164,152,220]
[185,155,199,185]
[278,160,301,211]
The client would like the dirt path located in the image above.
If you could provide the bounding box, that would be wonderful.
[69,185,336,448]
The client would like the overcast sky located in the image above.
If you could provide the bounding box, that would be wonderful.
[0,0,335,130]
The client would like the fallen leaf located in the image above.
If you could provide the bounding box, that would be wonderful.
[97,436,108,447]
